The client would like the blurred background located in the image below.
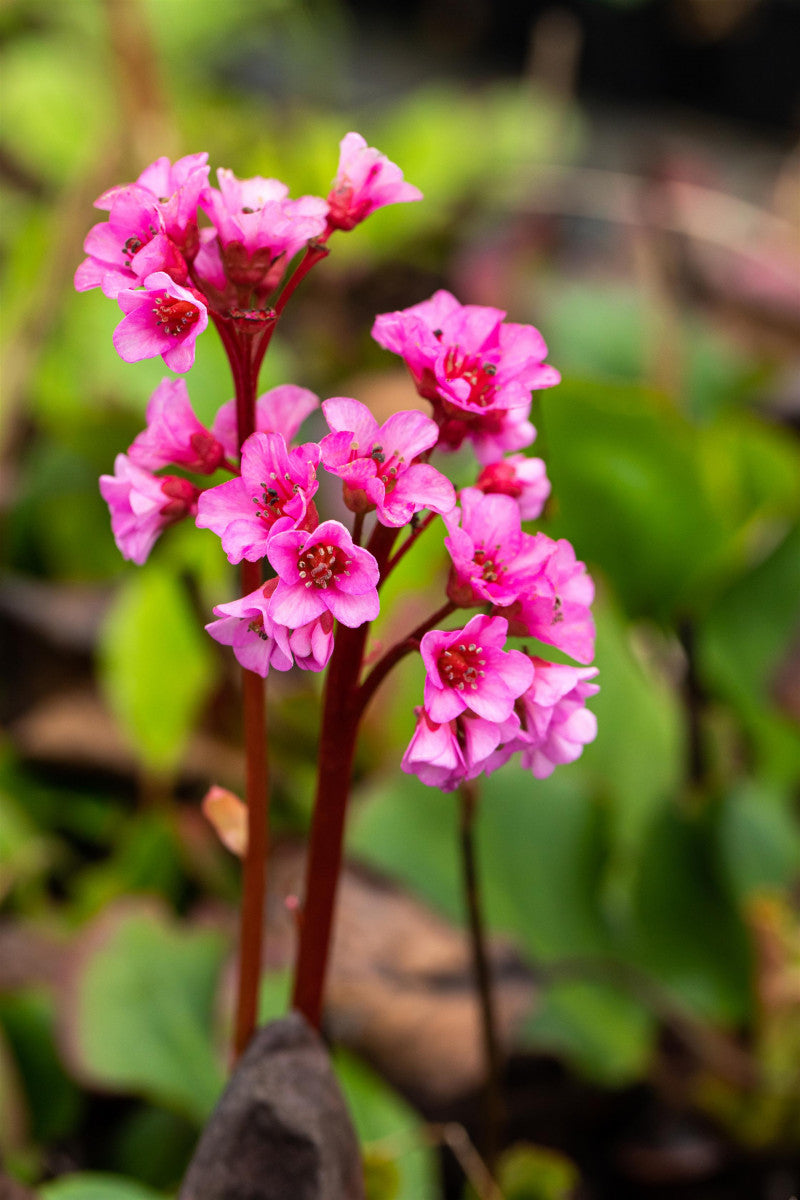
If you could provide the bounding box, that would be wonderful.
[1,1,799,1197]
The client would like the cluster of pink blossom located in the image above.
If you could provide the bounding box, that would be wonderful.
[84,134,598,794]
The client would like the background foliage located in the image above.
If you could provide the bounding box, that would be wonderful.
[1,0,798,1196]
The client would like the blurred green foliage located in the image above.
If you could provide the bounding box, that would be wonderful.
[1,0,799,1195]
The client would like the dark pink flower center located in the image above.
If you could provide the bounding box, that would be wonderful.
[473,547,502,584]
[298,543,351,590]
[438,642,486,691]
[444,347,498,408]
[370,444,404,493]
[153,295,200,336]
[255,473,299,523]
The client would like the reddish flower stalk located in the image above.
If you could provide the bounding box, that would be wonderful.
[228,328,271,1060]
[291,521,396,1027]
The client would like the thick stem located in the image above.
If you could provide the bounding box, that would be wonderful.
[459,782,504,1175]
[291,622,370,1028]
[232,340,270,1060]
[291,523,398,1028]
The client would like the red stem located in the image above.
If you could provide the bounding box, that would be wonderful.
[291,522,397,1027]
[290,622,369,1027]
[231,335,270,1061]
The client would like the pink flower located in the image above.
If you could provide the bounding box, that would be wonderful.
[372,290,559,461]
[75,188,187,299]
[507,659,599,778]
[319,397,455,526]
[195,432,320,564]
[113,272,208,373]
[206,579,334,677]
[326,132,422,232]
[200,169,327,292]
[475,455,550,521]
[420,614,534,724]
[266,520,380,629]
[444,488,546,609]
[128,378,224,474]
[401,707,520,792]
[99,454,200,564]
[97,153,210,256]
[212,385,320,461]
[503,536,596,665]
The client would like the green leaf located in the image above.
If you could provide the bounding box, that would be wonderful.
[523,979,654,1086]
[334,1050,438,1200]
[40,1174,163,1200]
[0,989,83,1145]
[65,904,226,1123]
[497,1143,580,1200]
[480,767,611,960]
[629,801,753,1023]
[97,564,217,772]
[579,594,683,883]
[540,378,725,620]
[717,782,800,903]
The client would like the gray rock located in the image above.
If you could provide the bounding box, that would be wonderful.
[179,1012,365,1200]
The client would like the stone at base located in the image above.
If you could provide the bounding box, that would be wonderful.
[179,1012,365,1200]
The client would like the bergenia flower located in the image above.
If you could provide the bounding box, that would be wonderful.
[475,454,550,521]
[401,706,520,792]
[113,272,208,373]
[326,132,423,232]
[420,614,534,724]
[212,385,320,461]
[489,659,599,779]
[96,153,210,256]
[267,520,380,629]
[128,378,224,474]
[195,431,320,564]
[444,488,546,609]
[319,397,455,526]
[200,169,327,292]
[75,189,187,299]
[372,290,559,461]
[99,454,200,565]
[503,535,596,665]
[206,579,334,677]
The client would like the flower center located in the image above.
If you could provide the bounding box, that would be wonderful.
[255,472,300,524]
[444,347,498,408]
[473,547,502,584]
[247,615,270,641]
[153,294,200,336]
[438,642,486,691]
[297,543,351,590]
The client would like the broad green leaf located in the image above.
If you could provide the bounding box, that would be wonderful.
[523,978,655,1085]
[540,378,726,620]
[65,905,226,1123]
[0,989,83,1145]
[334,1050,438,1200]
[717,782,800,904]
[98,564,217,772]
[480,767,611,960]
[629,801,753,1023]
[40,1175,162,1200]
[579,594,683,884]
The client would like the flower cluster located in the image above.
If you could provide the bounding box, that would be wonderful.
[85,134,597,792]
